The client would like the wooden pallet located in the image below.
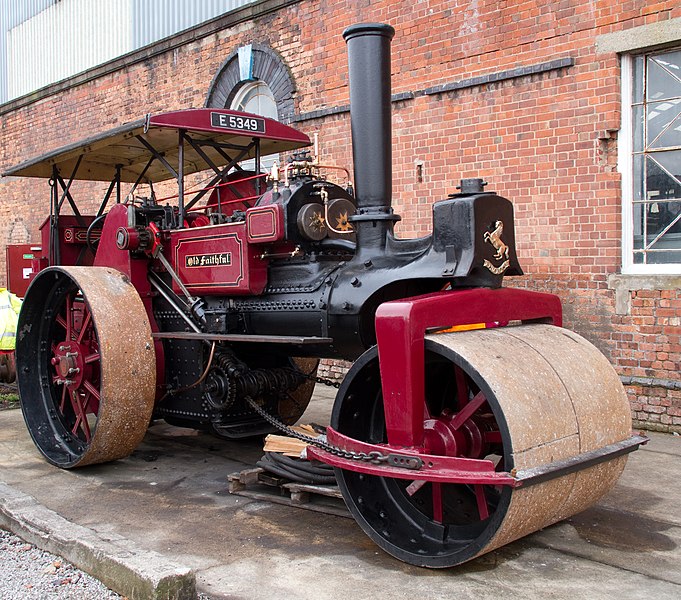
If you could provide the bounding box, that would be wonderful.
[228,467,350,518]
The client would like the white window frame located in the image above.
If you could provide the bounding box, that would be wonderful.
[230,80,278,120]
[230,80,279,170]
[620,51,681,274]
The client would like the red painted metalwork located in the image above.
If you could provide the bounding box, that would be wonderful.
[146,222,164,257]
[37,215,96,268]
[156,172,266,205]
[374,288,562,448]
[5,243,41,297]
[422,389,497,458]
[148,109,310,147]
[310,288,562,490]
[93,204,165,397]
[50,290,101,443]
[202,171,264,216]
[306,427,518,486]
[246,205,284,244]
[169,221,268,295]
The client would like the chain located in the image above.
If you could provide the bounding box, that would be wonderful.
[310,374,342,389]
[293,367,342,389]
[246,362,421,469]
[245,395,423,470]
[245,395,389,464]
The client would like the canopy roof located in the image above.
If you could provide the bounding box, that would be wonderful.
[4,108,311,183]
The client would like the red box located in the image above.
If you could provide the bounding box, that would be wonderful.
[5,243,42,297]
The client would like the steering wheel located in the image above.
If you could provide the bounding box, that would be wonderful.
[86,214,107,255]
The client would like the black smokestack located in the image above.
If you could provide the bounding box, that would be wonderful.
[343,23,399,255]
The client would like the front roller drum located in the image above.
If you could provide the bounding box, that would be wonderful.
[16,266,156,468]
[332,324,632,567]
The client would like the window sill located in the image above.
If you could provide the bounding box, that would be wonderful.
[608,274,681,315]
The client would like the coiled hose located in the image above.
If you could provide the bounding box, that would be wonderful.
[257,452,336,485]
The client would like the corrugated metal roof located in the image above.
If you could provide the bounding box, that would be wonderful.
[132,0,251,48]
[0,0,53,103]
[0,0,256,105]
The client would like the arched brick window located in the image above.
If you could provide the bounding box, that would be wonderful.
[205,44,295,123]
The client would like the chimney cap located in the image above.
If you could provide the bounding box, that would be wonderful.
[343,23,395,42]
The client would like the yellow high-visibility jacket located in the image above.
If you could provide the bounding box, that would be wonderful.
[0,288,22,351]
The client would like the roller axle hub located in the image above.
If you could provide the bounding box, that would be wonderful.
[423,409,498,459]
[51,343,87,387]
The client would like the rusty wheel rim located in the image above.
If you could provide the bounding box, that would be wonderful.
[16,267,156,468]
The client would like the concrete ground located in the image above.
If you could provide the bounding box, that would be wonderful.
[1,384,680,600]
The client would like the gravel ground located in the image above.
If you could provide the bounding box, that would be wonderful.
[1,390,118,598]
[0,529,122,599]
[1,396,213,599]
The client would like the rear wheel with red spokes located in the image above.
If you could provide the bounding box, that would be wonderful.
[16,266,156,468]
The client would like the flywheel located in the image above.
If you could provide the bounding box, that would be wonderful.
[277,357,319,424]
[332,324,632,567]
[16,266,156,468]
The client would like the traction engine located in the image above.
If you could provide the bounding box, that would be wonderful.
[7,23,644,568]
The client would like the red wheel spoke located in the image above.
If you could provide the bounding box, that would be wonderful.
[59,385,67,412]
[82,380,101,404]
[450,391,486,431]
[64,295,73,341]
[76,308,92,344]
[69,391,91,442]
[455,365,469,408]
[474,485,490,520]
[80,390,93,414]
[55,314,67,331]
[84,352,100,365]
[431,482,444,523]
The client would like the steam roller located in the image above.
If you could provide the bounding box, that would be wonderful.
[6,19,644,570]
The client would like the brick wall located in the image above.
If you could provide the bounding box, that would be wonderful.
[1,1,680,430]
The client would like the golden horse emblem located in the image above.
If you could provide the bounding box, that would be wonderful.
[483,220,510,275]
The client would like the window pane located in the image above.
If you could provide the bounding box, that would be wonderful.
[633,203,645,248]
[646,200,681,245]
[230,81,278,170]
[647,247,681,264]
[647,52,681,101]
[646,98,681,149]
[633,104,645,151]
[633,54,645,104]
[633,153,644,201]
[647,151,681,200]
[232,81,277,120]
